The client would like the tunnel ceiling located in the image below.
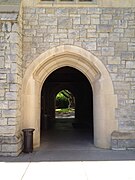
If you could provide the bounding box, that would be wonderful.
[45,66,89,83]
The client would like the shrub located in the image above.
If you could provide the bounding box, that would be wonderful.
[56,91,69,108]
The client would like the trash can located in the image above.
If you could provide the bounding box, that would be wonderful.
[22,128,35,153]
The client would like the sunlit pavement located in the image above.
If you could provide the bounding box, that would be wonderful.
[0,161,135,180]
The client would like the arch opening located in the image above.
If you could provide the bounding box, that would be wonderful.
[40,67,94,146]
[22,45,118,149]
[55,89,75,119]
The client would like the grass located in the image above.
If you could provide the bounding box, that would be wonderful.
[55,108,75,113]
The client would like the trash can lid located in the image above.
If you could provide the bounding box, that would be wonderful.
[22,128,35,132]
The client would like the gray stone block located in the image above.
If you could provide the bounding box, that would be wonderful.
[58,17,72,29]
[2,110,16,118]
[97,25,113,33]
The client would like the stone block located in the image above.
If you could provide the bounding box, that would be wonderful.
[73,17,80,25]
[117,20,127,28]
[58,17,72,29]
[115,42,128,51]
[8,32,19,43]
[60,39,73,45]
[124,29,134,37]
[128,43,135,51]
[81,15,90,25]
[0,74,6,79]
[9,84,19,92]
[2,144,19,152]
[124,12,135,20]
[102,47,114,56]
[108,56,121,65]
[114,82,130,90]
[24,29,36,37]
[121,52,133,60]
[0,125,16,134]
[8,101,18,109]
[0,118,7,125]
[88,8,102,15]
[2,22,12,32]
[45,8,55,15]
[68,30,79,39]
[107,64,118,73]
[0,13,18,21]
[39,16,57,26]
[80,29,86,38]
[0,57,4,68]
[0,83,9,90]
[109,33,120,42]
[87,32,98,38]
[97,25,113,33]
[126,61,135,68]
[111,139,118,149]
[87,25,96,32]
[7,73,17,83]
[101,14,112,20]
[5,92,17,101]
[12,23,19,31]
[36,8,46,14]
[8,118,17,125]
[78,8,88,14]
[0,90,4,97]
[44,34,54,43]
[82,42,96,51]
[2,135,21,144]
[55,8,68,16]
[33,37,43,43]
[97,37,108,46]
[129,90,135,99]
[47,26,57,34]
[0,101,8,109]
[23,8,36,14]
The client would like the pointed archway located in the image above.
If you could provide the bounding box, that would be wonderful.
[40,66,94,143]
[22,45,118,149]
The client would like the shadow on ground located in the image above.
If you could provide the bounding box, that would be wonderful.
[0,118,135,162]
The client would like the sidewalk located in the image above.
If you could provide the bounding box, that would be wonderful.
[0,147,135,180]
[0,160,135,180]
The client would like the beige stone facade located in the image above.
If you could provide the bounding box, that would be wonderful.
[0,0,135,155]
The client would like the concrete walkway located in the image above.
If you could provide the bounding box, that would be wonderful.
[0,152,135,180]
[0,118,135,179]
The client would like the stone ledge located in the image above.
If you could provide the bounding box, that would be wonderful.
[0,5,20,13]
[111,131,135,140]
[0,13,19,21]
[111,131,135,150]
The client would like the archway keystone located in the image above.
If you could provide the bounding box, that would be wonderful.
[22,45,118,149]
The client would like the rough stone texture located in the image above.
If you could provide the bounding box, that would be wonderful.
[22,7,135,150]
[0,5,23,155]
[1,3,135,155]
[111,131,135,150]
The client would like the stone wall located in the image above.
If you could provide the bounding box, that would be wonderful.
[23,7,135,150]
[0,3,135,155]
[0,10,23,155]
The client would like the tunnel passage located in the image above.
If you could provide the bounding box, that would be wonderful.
[41,66,93,145]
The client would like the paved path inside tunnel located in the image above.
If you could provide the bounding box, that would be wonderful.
[40,117,94,153]
[35,117,135,161]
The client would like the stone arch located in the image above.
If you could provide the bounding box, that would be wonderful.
[22,45,118,149]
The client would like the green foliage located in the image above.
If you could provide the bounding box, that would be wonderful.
[56,90,69,108]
